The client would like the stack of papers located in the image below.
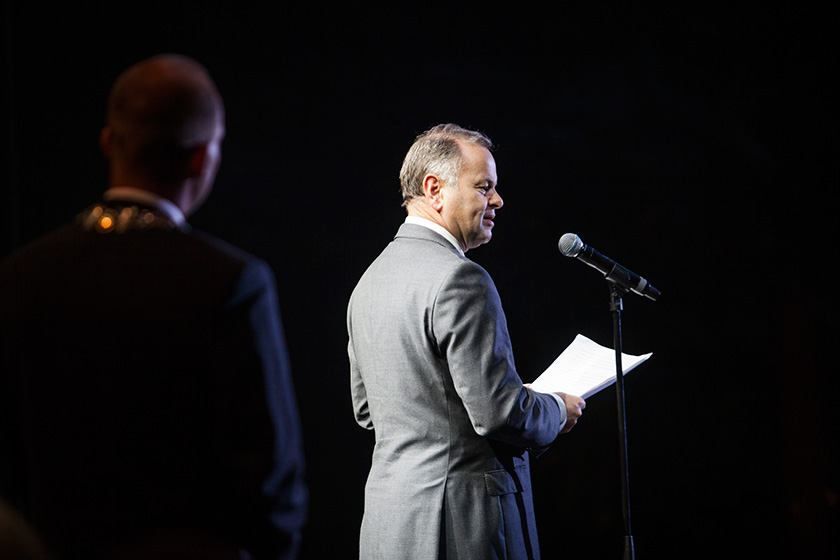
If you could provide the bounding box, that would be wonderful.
[529,334,652,399]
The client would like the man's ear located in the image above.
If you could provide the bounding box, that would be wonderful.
[422,174,445,212]
[99,127,112,158]
[184,143,208,179]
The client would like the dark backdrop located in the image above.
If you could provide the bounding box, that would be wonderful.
[3,3,836,559]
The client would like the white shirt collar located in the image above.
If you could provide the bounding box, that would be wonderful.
[404,216,464,256]
[103,187,187,228]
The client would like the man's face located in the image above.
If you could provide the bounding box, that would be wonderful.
[440,142,502,252]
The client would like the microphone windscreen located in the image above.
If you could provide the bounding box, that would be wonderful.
[558,233,583,257]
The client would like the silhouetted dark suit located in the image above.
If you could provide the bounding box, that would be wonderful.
[0,198,307,559]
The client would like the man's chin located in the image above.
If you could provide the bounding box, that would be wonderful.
[466,233,493,251]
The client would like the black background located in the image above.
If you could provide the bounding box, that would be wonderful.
[3,3,836,559]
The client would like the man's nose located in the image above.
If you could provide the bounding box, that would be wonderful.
[490,190,503,209]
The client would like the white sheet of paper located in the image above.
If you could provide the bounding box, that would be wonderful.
[529,334,652,399]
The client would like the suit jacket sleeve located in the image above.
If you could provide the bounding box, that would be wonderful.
[433,259,564,449]
[218,259,308,558]
[349,332,373,430]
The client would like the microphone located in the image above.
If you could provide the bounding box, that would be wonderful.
[558,233,660,301]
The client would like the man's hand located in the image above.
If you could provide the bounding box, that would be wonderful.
[554,392,585,434]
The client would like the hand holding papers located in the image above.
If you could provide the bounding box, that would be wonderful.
[530,334,652,399]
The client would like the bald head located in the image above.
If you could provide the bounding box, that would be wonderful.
[102,54,225,213]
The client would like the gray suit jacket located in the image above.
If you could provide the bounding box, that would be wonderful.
[348,223,565,560]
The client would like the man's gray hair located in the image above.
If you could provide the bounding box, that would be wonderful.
[399,124,493,207]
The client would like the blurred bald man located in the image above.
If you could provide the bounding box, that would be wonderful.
[0,54,307,559]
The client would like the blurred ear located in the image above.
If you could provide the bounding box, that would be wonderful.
[184,143,208,179]
[99,127,112,158]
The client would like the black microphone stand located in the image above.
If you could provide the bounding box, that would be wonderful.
[608,280,634,560]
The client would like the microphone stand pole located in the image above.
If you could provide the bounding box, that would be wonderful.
[608,280,634,560]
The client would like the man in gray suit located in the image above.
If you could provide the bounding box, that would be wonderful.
[347,123,586,559]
